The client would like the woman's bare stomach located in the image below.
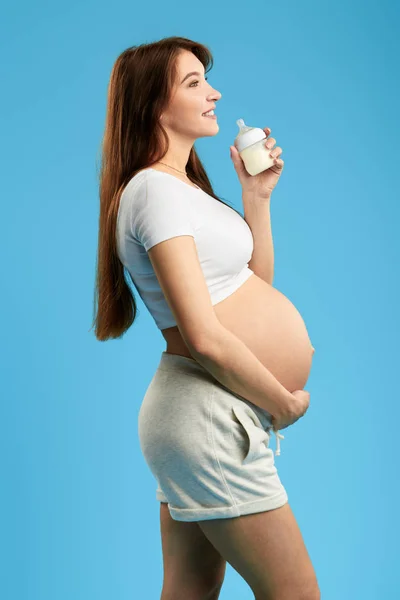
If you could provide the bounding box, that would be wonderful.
[161,273,315,392]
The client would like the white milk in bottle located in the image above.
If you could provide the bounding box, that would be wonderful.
[234,118,275,176]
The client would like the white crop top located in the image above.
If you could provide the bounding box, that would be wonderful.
[116,168,255,331]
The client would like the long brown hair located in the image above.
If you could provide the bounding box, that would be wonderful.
[90,36,242,341]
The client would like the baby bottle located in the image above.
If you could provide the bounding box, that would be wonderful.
[234,118,275,176]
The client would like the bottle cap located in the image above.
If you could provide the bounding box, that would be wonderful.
[234,118,266,153]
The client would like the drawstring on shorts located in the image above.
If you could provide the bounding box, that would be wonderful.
[271,428,285,456]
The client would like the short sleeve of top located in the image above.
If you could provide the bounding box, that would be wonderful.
[130,172,196,252]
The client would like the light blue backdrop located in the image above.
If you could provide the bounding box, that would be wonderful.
[1,0,399,598]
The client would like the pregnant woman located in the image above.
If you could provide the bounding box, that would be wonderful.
[93,36,320,600]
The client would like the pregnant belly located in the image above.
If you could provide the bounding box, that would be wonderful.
[162,273,314,393]
[212,274,314,392]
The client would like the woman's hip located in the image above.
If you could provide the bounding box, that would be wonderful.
[138,351,274,468]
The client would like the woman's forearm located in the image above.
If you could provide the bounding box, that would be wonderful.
[243,194,274,286]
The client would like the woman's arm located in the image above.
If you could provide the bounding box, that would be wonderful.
[243,195,274,286]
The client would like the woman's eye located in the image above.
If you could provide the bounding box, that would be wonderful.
[190,77,208,87]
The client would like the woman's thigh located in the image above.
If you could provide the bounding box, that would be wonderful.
[160,502,227,598]
[197,502,320,600]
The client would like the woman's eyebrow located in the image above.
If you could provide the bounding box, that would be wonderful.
[180,71,205,84]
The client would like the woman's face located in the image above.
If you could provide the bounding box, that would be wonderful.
[161,50,222,140]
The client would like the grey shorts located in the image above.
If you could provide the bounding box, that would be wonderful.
[138,351,288,522]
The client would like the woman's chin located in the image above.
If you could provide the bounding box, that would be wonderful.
[200,119,219,135]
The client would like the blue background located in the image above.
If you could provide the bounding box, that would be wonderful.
[1,0,399,598]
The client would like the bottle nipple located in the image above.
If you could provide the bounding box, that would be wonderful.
[236,118,252,135]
